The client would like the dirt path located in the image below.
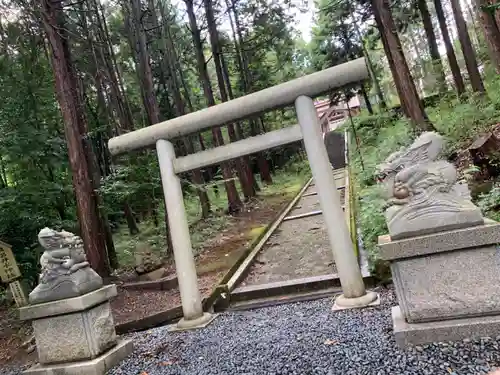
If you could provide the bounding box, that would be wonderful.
[240,170,347,286]
[109,193,294,326]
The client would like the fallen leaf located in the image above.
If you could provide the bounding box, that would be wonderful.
[140,372,149,375]
[323,339,339,346]
[159,360,175,366]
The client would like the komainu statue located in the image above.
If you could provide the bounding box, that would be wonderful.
[377,132,484,240]
[29,228,103,304]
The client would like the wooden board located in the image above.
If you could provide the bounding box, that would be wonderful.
[0,242,21,283]
[9,280,28,307]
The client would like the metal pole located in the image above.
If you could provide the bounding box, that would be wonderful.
[295,95,378,309]
[156,139,215,329]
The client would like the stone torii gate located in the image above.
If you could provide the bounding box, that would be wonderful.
[108,58,378,330]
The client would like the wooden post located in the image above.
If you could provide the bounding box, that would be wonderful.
[0,240,28,307]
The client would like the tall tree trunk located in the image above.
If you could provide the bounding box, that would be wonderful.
[449,0,486,93]
[128,0,174,252]
[89,0,135,134]
[155,0,211,218]
[220,43,259,196]
[360,85,374,114]
[361,40,386,108]
[204,0,255,200]
[40,0,109,276]
[372,0,435,131]
[459,0,478,48]
[350,12,387,109]
[84,135,118,270]
[229,0,273,183]
[408,27,426,91]
[185,0,242,213]
[418,0,447,92]
[124,202,140,234]
[433,0,466,95]
[79,3,121,269]
[130,0,162,125]
[372,1,410,117]
[98,2,135,133]
[364,47,387,110]
[496,4,500,28]
[476,0,500,73]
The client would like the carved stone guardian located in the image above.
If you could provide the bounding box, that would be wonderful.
[29,227,103,304]
[377,133,500,348]
[19,228,133,374]
[377,132,484,240]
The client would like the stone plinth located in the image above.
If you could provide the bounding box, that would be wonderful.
[379,221,500,347]
[19,285,133,374]
[392,306,500,347]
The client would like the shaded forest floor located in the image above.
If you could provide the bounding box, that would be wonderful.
[0,159,311,367]
[109,158,311,326]
[110,193,296,326]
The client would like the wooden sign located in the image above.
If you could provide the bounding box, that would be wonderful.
[0,240,21,283]
[9,280,28,307]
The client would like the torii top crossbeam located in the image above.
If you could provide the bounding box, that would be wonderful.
[108,58,368,156]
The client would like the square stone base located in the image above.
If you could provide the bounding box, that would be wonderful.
[33,301,117,364]
[392,306,500,348]
[379,223,500,323]
[23,339,133,375]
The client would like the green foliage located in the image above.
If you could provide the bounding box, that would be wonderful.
[0,0,311,286]
[0,24,75,285]
[350,74,500,275]
[112,157,312,269]
[477,184,500,222]
[427,86,500,153]
[263,155,312,197]
[349,113,413,267]
[481,2,500,13]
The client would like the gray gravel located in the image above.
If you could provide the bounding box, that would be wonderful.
[107,288,500,375]
[5,288,500,375]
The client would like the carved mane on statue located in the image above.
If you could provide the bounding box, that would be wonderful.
[377,132,484,240]
[29,228,103,305]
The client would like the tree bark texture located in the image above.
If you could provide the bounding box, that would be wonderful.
[130,0,162,125]
[372,0,434,131]
[449,0,486,93]
[476,0,500,73]
[372,0,410,117]
[418,0,447,92]
[40,0,109,276]
[185,0,242,213]
[204,0,256,200]
[128,0,174,252]
[228,0,273,183]
[432,0,466,95]
[154,0,211,217]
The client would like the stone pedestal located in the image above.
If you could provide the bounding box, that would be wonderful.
[19,285,133,375]
[379,221,500,347]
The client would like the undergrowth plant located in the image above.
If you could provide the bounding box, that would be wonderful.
[349,76,500,278]
[113,156,312,269]
[477,184,500,222]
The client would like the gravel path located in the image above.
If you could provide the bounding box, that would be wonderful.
[5,288,500,374]
[100,288,500,375]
